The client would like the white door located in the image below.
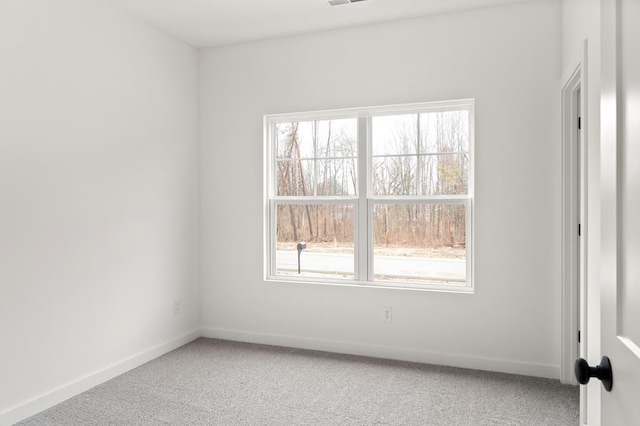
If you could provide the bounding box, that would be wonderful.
[599,0,640,423]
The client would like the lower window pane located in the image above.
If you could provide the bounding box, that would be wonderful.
[372,204,466,284]
[275,204,354,279]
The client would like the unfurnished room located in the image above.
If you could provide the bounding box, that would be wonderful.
[1,0,638,425]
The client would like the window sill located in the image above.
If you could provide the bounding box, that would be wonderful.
[264,276,474,294]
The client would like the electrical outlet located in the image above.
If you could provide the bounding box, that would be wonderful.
[174,300,181,315]
[382,306,392,322]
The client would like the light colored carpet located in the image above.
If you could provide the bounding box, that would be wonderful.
[18,338,579,425]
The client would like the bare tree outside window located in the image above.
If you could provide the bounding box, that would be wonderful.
[267,100,473,290]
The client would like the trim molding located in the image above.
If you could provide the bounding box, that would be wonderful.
[559,61,582,386]
[201,327,559,379]
[559,38,589,388]
[0,329,201,426]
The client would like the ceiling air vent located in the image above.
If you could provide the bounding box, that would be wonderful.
[328,0,367,6]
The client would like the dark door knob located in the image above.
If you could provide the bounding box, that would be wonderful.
[574,356,613,391]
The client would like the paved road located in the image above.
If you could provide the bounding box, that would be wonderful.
[276,250,465,281]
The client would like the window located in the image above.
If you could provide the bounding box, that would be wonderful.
[265,100,473,291]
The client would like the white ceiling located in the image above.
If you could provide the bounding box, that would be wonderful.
[107,0,530,48]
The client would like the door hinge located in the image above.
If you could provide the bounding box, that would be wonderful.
[578,330,581,343]
[578,116,582,130]
[578,223,581,237]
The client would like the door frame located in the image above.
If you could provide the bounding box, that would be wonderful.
[560,40,589,388]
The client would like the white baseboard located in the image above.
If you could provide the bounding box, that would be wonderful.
[0,329,201,426]
[202,327,559,380]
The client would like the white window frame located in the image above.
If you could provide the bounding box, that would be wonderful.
[264,99,474,292]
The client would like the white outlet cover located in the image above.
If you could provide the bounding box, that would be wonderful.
[382,306,392,322]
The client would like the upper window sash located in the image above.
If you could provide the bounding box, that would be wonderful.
[368,108,471,198]
[267,99,474,199]
[271,117,359,198]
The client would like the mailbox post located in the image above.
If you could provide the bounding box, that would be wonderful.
[296,242,306,274]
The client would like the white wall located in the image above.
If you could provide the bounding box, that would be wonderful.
[200,1,562,377]
[0,0,200,423]
[561,0,602,423]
